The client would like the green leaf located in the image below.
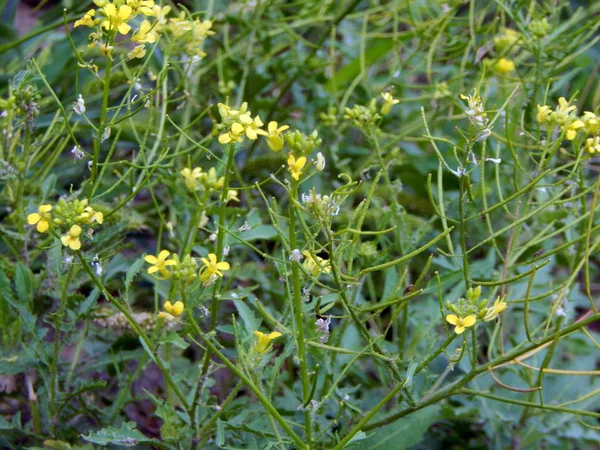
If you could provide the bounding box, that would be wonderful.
[160,332,189,350]
[233,299,260,333]
[81,422,156,446]
[357,405,441,449]
[14,262,33,304]
[124,257,145,295]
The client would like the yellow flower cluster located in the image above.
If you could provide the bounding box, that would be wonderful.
[27,199,104,251]
[536,97,599,144]
[217,102,268,144]
[144,250,229,287]
[445,286,508,334]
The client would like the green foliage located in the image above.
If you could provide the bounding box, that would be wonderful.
[1,0,600,449]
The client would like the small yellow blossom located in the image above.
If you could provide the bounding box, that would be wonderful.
[127,0,155,16]
[61,225,82,251]
[244,116,268,140]
[584,136,600,154]
[199,253,230,284]
[101,3,133,35]
[202,167,225,190]
[151,4,171,27]
[564,119,584,141]
[266,121,289,152]
[127,45,146,59]
[536,105,552,124]
[582,111,600,134]
[483,297,508,322]
[158,300,184,320]
[287,154,307,181]
[253,330,282,353]
[180,167,203,190]
[551,97,577,125]
[493,27,520,52]
[494,58,515,74]
[74,9,96,28]
[81,206,104,224]
[226,189,240,203]
[218,122,245,144]
[302,250,331,276]
[446,314,476,334]
[132,20,157,44]
[145,250,177,278]
[27,204,53,233]
[381,92,399,115]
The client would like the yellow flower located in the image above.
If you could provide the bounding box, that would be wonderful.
[483,297,508,322]
[226,189,239,203]
[287,154,307,181]
[127,0,155,16]
[145,250,177,278]
[551,97,577,125]
[381,92,399,115]
[158,300,184,320]
[152,4,171,27]
[302,250,331,276]
[61,225,82,251]
[494,58,515,74]
[180,167,203,190]
[127,45,146,59]
[80,206,104,224]
[584,136,600,154]
[101,3,133,35]
[218,122,245,144]
[199,253,230,284]
[446,314,476,334]
[253,330,282,353]
[74,9,96,28]
[27,204,53,233]
[582,111,600,134]
[132,20,157,44]
[244,116,268,140]
[202,167,225,190]
[266,121,289,152]
[564,119,584,140]
[536,105,552,124]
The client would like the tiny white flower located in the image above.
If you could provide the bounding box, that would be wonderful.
[485,157,502,164]
[209,233,217,241]
[73,94,86,115]
[289,249,303,262]
[315,152,326,171]
[71,146,84,160]
[101,127,111,143]
[223,245,230,256]
[238,222,251,232]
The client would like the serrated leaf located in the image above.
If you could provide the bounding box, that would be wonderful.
[81,422,154,446]
[124,257,145,294]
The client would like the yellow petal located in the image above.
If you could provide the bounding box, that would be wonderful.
[148,266,160,274]
[296,157,307,169]
[267,331,282,340]
[216,261,230,271]
[61,235,70,247]
[37,220,49,233]
[158,249,171,261]
[27,213,41,225]
[446,314,459,325]
[218,133,232,144]
[118,23,131,35]
[39,204,52,213]
[463,315,477,327]
[70,239,81,250]
[172,301,184,316]
[145,255,158,264]
[455,325,465,334]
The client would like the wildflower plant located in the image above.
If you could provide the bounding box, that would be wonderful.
[2,1,600,449]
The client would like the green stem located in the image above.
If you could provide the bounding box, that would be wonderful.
[90,52,113,190]
[289,179,313,447]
